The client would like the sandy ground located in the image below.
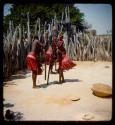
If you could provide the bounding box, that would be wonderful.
[3,61,112,121]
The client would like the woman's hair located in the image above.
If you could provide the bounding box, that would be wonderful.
[34,35,38,40]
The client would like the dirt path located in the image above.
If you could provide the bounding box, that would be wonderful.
[3,61,112,121]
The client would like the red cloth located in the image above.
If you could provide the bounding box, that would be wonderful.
[57,35,64,47]
[45,37,58,64]
[61,54,76,70]
[26,52,42,74]
[52,37,57,49]
[57,39,64,47]
[57,34,76,71]
[45,46,53,64]
[52,38,57,60]
[57,47,76,71]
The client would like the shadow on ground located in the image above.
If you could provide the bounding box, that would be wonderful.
[65,79,82,82]
[4,100,24,121]
[4,103,14,108]
[3,70,31,86]
[10,70,31,80]
[105,66,110,68]
[4,110,24,121]
[35,79,82,89]
[4,81,17,86]
[34,81,59,88]
[92,92,112,99]
[13,111,24,121]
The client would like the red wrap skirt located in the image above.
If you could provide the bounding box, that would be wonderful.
[59,54,76,71]
[26,52,42,74]
[45,46,53,64]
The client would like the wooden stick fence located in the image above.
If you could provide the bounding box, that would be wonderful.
[3,11,112,81]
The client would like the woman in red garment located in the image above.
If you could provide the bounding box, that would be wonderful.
[45,36,58,73]
[57,33,76,83]
[26,36,45,88]
[50,36,58,73]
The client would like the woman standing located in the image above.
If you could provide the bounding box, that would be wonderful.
[26,36,45,88]
[57,33,76,83]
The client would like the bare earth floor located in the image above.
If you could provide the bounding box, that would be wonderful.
[3,61,112,121]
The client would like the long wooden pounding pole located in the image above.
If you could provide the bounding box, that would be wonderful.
[45,60,46,80]
[47,64,51,85]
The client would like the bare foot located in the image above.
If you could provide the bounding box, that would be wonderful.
[33,85,37,88]
[55,69,59,73]
[62,80,65,83]
[58,81,62,84]
[50,71,55,74]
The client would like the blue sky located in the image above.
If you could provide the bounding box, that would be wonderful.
[74,4,112,35]
[3,4,12,16]
[4,4,112,35]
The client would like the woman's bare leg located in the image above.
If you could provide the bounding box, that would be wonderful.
[32,71,37,88]
[61,71,65,83]
[59,70,62,84]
